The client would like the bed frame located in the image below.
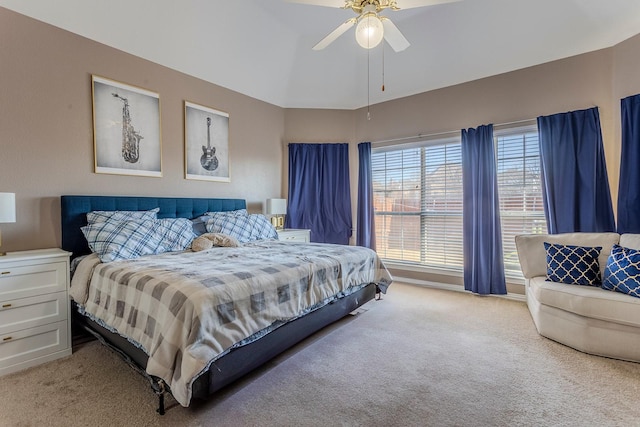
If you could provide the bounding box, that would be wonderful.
[61,195,376,414]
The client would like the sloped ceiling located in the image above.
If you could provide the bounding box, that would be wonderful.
[2,0,640,109]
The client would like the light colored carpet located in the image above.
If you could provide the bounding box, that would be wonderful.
[1,283,639,427]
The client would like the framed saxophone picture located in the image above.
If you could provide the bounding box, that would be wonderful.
[92,75,162,177]
[184,101,230,182]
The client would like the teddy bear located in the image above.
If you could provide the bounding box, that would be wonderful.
[191,232,240,251]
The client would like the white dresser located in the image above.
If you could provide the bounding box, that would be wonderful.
[277,229,311,243]
[0,248,72,376]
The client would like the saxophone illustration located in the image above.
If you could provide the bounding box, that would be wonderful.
[112,93,143,163]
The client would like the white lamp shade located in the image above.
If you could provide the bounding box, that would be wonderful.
[266,198,287,215]
[356,12,384,49]
[0,193,16,223]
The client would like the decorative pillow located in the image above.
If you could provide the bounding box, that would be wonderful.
[153,218,196,252]
[191,233,240,251]
[206,214,277,243]
[544,242,602,286]
[602,244,640,298]
[190,215,211,236]
[86,208,159,225]
[204,209,248,218]
[191,210,248,236]
[250,214,278,240]
[81,218,195,262]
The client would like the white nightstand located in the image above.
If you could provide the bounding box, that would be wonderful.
[0,248,72,376]
[277,229,311,243]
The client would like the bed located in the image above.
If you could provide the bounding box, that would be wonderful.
[61,195,391,414]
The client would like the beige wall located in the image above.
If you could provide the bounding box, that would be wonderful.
[0,8,285,252]
[3,6,640,293]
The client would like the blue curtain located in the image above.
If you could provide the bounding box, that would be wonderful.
[618,94,640,234]
[356,142,376,250]
[461,124,507,295]
[286,143,352,244]
[537,107,615,234]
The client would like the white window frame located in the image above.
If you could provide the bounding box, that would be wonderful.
[372,135,464,275]
[372,124,547,281]
[494,124,547,279]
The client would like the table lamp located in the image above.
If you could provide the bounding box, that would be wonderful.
[266,198,287,230]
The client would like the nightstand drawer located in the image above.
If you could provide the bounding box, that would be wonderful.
[0,291,68,336]
[0,262,67,301]
[0,320,69,375]
[277,229,311,243]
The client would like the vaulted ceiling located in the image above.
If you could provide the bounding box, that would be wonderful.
[2,0,640,109]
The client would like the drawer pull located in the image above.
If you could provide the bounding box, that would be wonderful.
[1,271,9,275]
[2,336,11,342]
[1,303,11,308]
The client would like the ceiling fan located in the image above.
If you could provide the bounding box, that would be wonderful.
[286,0,460,52]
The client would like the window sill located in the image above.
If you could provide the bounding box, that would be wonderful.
[383,261,525,287]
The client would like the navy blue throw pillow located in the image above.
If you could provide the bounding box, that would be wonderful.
[602,244,640,298]
[544,242,602,286]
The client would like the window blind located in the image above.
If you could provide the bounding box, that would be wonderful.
[495,130,547,274]
[372,141,464,270]
[372,126,546,276]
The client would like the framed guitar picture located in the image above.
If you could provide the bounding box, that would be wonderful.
[184,101,230,182]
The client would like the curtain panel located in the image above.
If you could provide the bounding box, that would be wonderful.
[356,142,376,250]
[618,94,640,234]
[537,107,615,234]
[286,143,352,244]
[461,124,507,295]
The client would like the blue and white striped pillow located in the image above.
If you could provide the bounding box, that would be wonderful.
[192,209,249,236]
[250,214,278,241]
[81,218,195,262]
[206,214,277,243]
[86,208,159,225]
[204,209,248,219]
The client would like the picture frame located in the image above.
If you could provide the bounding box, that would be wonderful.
[184,101,230,182]
[92,75,162,177]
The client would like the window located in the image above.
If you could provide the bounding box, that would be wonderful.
[372,138,464,271]
[495,127,547,275]
[372,125,547,276]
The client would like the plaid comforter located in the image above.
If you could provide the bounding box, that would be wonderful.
[74,241,392,406]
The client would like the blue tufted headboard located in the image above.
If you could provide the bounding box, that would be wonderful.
[61,195,246,259]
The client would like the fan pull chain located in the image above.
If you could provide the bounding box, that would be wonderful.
[367,46,371,121]
[382,42,385,92]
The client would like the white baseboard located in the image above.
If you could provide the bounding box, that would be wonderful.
[394,276,526,302]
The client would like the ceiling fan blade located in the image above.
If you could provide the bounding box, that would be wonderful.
[381,18,410,52]
[283,0,347,8]
[395,0,461,9]
[312,18,356,50]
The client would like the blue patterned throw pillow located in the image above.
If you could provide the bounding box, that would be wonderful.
[86,207,159,225]
[544,242,602,286]
[250,214,278,241]
[206,213,277,243]
[81,218,195,262]
[602,244,640,298]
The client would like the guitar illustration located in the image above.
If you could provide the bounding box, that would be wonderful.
[200,117,219,171]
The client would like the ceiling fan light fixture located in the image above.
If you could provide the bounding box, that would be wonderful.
[355,12,384,49]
